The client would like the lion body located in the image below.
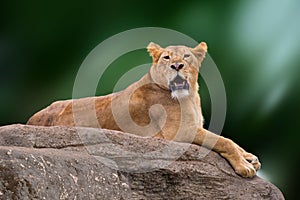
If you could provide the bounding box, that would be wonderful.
[27,42,261,178]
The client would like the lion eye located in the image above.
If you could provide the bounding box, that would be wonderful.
[183,54,190,59]
[163,55,170,60]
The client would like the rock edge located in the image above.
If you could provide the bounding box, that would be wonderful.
[0,124,284,199]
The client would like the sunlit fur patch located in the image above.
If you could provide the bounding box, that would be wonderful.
[171,89,190,99]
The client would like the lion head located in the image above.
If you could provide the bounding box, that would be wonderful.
[147,42,207,99]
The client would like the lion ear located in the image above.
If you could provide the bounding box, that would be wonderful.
[191,42,208,62]
[147,42,164,63]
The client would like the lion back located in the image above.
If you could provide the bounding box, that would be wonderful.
[27,100,74,126]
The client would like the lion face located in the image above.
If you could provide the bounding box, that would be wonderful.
[147,42,207,99]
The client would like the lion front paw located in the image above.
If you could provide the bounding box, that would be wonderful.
[244,153,261,171]
[234,159,257,178]
[236,146,261,172]
[221,149,261,178]
[234,151,261,178]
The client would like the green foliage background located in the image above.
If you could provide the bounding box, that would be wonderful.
[1,0,300,199]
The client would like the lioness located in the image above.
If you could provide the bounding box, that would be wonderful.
[27,42,261,178]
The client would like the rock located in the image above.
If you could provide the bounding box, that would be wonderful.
[0,124,284,199]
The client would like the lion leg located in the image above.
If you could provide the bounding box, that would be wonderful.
[193,128,260,178]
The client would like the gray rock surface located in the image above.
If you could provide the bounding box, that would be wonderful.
[0,124,284,199]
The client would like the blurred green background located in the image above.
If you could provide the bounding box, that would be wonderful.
[1,0,299,199]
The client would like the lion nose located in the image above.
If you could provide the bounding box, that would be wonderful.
[170,62,184,71]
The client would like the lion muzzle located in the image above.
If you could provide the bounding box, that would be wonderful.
[169,75,189,92]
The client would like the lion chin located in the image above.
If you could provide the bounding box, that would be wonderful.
[171,90,189,99]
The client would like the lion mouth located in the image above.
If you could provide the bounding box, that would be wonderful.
[169,75,189,92]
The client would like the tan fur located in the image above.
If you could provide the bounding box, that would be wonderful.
[27,42,261,177]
